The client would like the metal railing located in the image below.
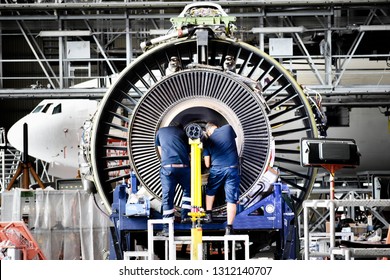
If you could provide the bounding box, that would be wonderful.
[0,143,21,192]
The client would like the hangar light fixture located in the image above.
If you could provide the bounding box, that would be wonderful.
[149,29,170,35]
[38,30,92,37]
[358,25,390,31]
[251,26,306,33]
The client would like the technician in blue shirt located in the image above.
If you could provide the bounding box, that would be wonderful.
[155,123,191,236]
[203,122,240,235]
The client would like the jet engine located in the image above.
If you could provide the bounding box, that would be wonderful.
[87,3,319,216]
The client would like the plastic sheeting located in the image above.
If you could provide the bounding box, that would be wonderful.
[1,188,111,260]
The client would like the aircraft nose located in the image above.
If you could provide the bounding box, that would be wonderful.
[7,119,25,150]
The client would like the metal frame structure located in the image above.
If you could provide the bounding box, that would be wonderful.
[0,0,389,107]
[0,221,47,260]
[303,198,390,260]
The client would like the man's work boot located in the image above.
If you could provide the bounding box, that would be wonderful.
[225,225,234,235]
[181,210,191,224]
[203,212,213,224]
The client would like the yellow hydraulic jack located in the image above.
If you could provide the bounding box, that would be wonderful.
[186,124,205,260]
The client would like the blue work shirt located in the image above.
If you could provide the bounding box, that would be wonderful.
[203,124,239,167]
[155,126,190,166]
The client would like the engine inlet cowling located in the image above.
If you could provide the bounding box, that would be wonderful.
[90,37,318,214]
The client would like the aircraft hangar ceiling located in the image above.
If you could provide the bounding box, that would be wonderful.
[0,1,389,104]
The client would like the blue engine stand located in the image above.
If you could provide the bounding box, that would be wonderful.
[109,182,298,260]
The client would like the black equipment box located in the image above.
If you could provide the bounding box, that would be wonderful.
[300,138,360,167]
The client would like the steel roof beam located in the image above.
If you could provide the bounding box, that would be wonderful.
[0,0,390,11]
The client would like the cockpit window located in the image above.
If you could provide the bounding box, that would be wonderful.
[41,103,53,113]
[52,104,62,114]
[32,105,44,113]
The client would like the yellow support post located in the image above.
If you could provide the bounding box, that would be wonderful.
[188,137,204,260]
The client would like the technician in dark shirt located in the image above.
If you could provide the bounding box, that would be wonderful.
[203,122,240,235]
[155,123,191,235]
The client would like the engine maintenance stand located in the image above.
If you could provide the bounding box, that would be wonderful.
[108,181,298,260]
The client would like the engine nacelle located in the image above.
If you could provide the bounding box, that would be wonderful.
[88,3,318,215]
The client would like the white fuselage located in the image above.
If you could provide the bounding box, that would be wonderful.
[7,99,99,178]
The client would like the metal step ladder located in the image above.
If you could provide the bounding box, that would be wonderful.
[0,130,22,191]
[0,221,46,260]
[0,148,21,190]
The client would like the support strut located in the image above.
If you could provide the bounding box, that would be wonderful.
[7,123,45,190]
[187,124,205,260]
